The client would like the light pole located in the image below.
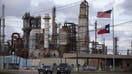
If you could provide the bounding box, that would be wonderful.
[131,41,132,55]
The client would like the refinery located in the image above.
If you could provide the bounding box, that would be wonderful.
[0,0,132,73]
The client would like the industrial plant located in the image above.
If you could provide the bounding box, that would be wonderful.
[0,0,132,72]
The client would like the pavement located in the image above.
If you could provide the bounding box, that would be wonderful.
[1,70,56,74]
[1,70,132,74]
[1,70,38,74]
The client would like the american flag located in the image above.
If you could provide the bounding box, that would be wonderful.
[97,10,112,18]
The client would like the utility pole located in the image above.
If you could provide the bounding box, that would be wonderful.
[131,41,132,55]
[95,20,97,50]
[0,17,1,51]
[114,37,118,55]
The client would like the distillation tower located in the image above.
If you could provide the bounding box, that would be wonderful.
[43,14,50,49]
[78,0,89,52]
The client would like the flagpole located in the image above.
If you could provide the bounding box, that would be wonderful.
[112,7,115,71]
[95,20,97,50]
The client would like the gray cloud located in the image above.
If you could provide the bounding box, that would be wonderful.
[30,0,54,15]
[120,0,132,16]
[56,1,96,25]
[0,0,31,17]
[5,17,23,40]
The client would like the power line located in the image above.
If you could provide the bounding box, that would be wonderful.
[4,19,132,31]
[56,2,80,11]
[5,21,22,22]
[31,1,81,15]
[114,20,132,27]
[89,20,132,32]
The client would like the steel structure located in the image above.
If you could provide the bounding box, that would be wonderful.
[65,22,77,51]
[22,13,32,50]
[0,5,5,52]
[51,7,58,50]
[78,0,89,52]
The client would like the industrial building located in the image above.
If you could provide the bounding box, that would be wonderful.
[21,5,78,58]
[0,0,90,59]
[59,22,77,55]
[22,13,32,51]
[29,16,43,58]
[63,53,132,71]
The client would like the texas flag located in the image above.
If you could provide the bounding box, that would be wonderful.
[98,24,110,34]
[97,10,112,18]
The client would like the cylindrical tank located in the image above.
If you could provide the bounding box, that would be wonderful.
[29,29,41,57]
[43,14,50,48]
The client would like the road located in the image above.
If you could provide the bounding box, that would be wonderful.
[1,70,38,74]
[1,70,56,74]
[1,70,132,74]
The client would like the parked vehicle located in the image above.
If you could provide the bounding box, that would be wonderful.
[82,65,97,71]
[57,63,71,74]
[38,65,52,74]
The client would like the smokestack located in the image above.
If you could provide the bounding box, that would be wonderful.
[52,6,56,35]
[51,6,58,49]
[43,14,50,48]
[1,4,5,51]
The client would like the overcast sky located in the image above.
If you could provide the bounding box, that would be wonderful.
[0,0,132,54]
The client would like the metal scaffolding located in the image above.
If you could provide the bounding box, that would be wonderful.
[65,22,77,51]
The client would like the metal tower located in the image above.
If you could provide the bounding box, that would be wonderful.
[51,7,58,50]
[22,13,32,50]
[78,0,89,53]
[0,4,5,52]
